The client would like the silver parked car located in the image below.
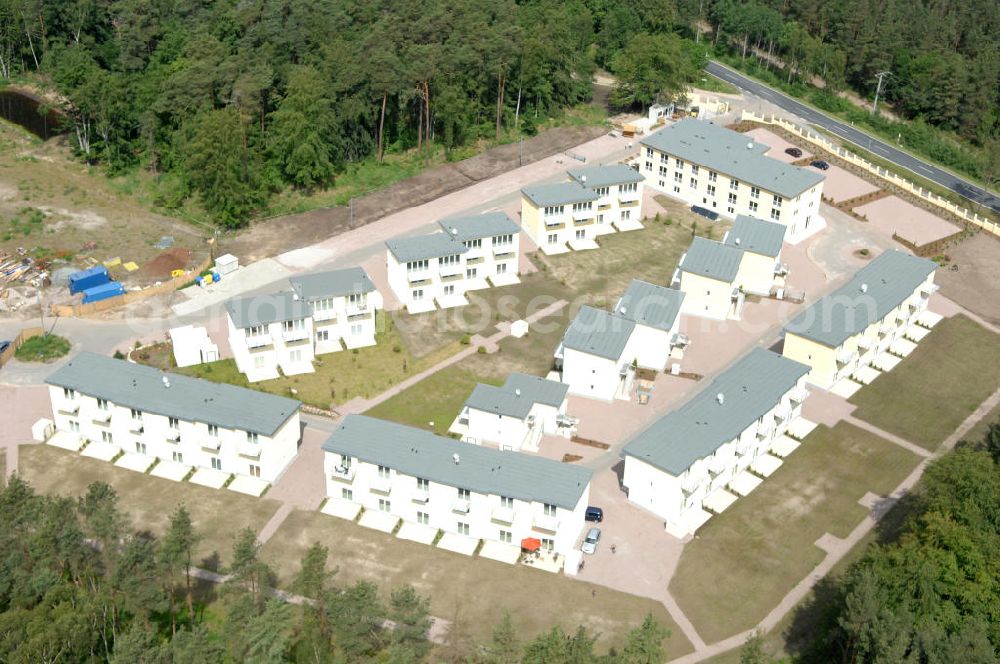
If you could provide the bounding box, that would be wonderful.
[581,527,601,555]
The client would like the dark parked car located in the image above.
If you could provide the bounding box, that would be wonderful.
[810,159,830,170]
[0,340,10,355]
[690,205,719,221]
[784,147,803,158]
[585,506,604,522]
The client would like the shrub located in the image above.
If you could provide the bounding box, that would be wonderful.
[460,333,471,345]
[477,346,487,354]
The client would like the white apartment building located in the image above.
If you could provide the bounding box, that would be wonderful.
[782,250,939,390]
[555,305,639,401]
[622,348,810,538]
[566,164,646,234]
[722,215,789,297]
[225,292,315,382]
[450,373,573,452]
[640,118,825,244]
[520,182,601,254]
[437,212,522,289]
[674,237,748,321]
[289,267,383,353]
[386,233,469,313]
[46,352,302,482]
[322,415,593,556]
[614,279,688,369]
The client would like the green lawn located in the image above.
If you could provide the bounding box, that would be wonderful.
[260,509,692,659]
[669,422,921,643]
[175,313,461,410]
[850,315,1000,450]
[18,444,282,569]
[14,334,71,362]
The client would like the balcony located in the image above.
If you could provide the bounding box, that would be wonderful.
[412,488,429,504]
[346,301,369,316]
[129,419,144,434]
[246,334,272,349]
[920,283,940,298]
[166,429,181,443]
[202,438,221,452]
[283,327,310,343]
[618,190,641,204]
[452,498,471,514]
[857,336,874,351]
[466,256,484,266]
[573,217,594,226]
[238,441,261,458]
[93,410,112,424]
[312,308,337,323]
[58,402,80,415]
[671,332,691,349]
[492,505,515,524]
[790,387,809,404]
[330,465,355,482]
[544,220,566,230]
[533,513,559,533]
[774,262,790,277]
[756,422,774,440]
[572,208,594,221]
[680,470,703,495]
[370,476,392,494]
[836,348,857,366]
[439,263,463,278]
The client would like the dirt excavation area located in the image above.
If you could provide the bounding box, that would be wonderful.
[936,232,1000,326]
[223,125,609,262]
[0,123,207,287]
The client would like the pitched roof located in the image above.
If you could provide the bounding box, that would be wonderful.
[784,250,937,348]
[289,266,376,301]
[561,305,635,361]
[386,233,468,263]
[615,280,685,332]
[724,215,786,257]
[521,182,599,207]
[464,373,569,420]
[437,212,520,242]
[639,118,825,199]
[680,237,745,283]
[225,291,311,328]
[321,415,592,509]
[46,352,300,436]
[623,348,809,475]
[567,164,645,188]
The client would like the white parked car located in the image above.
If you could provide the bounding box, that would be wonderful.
[581,527,601,555]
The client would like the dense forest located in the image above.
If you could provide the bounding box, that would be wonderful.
[0,475,673,663]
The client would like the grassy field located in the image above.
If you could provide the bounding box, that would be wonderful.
[18,444,282,569]
[14,333,71,362]
[175,314,461,410]
[850,315,1000,450]
[669,422,921,643]
[260,509,693,658]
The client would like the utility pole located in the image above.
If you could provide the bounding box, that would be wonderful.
[872,71,891,114]
[695,0,704,44]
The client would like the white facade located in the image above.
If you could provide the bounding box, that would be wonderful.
[227,308,315,382]
[168,325,219,368]
[559,343,638,402]
[307,290,382,353]
[385,245,470,312]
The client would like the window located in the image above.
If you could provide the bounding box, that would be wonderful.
[620,182,637,194]
[658,165,667,177]
[500,496,514,509]
[247,431,259,445]
[63,388,76,400]
[172,451,184,463]
[463,239,482,249]
[379,498,391,512]
[673,186,681,193]
[101,431,113,444]
[571,201,592,212]
[417,478,430,491]
[691,165,699,175]
[342,488,353,500]
[348,293,365,307]
[440,254,461,266]
[547,233,558,245]
[245,324,266,338]
[750,186,760,199]
[594,186,609,197]
[730,179,739,191]
[350,323,363,336]
[673,172,682,183]
[313,297,334,312]
[575,229,586,240]
[645,147,653,158]
[69,420,80,432]
[97,398,109,411]
[543,503,557,517]
[708,171,718,182]
[289,349,302,363]
[135,442,147,454]
[457,488,471,501]
[770,209,781,221]
[417,511,430,525]
[316,329,329,342]
[254,356,266,369]
[249,464,261,478]
[728,192,737,204]
[727,206,735,214]
[621,210,631,220]
[130,408,142,421]
[772,194,782,207]
[211,457,222,470]
[543,204,564,216]
[406,259,429,273]
[541,538,554,552]
[443,284,455,296]
[340,454,352,467]
[378,465,391,479]
[169,417,179,429]
[457,522,470,536]
[749,201,758,213]
[466,267,478,279]
[282,318,305,333]
[499,530,512,544]
[496,263,507,275]
[412,289,424,300]
[674,158,683,169]
[689,177,697,188]
[644,161,652,171]
[707,185,716,196]
[597,213,605,224]
[493,233,513,247]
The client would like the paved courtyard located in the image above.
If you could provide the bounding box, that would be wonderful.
[743,128,811,164]
[854,195,960,246]
[809,163,880,203]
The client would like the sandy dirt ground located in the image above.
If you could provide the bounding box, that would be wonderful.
[853,195,960,246]
[936,232,1000,326]
[222,125,609,263]
[809,163,880,203]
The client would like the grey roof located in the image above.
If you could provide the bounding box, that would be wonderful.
[785,250,937,347]
[322,415,592,509]
[624,348,809,475]
[437,212,520,243]
[724,216,786,257]
[386,233,467,263]
[615,280,686,332]
[465,373,569,419]
[680,237,745,283]
[225,291,310,328]
[561,305,636,361]
[46,352,300,436]
[521,182,599,207]
[640,118,825,198]
[567,164,645,188]
[289,267,376,301]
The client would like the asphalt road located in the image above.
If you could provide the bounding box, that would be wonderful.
[705,61,1000,214]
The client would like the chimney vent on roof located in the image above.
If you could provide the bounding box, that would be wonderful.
[747,141,754,150]
[162,376,170,389]
[716,392,725,405]
[581,175,587,183]
[453,453,460,465]
[860,283,868,294]
[735,238,741,245]
[515,388,521,397]
[450,227,457,235]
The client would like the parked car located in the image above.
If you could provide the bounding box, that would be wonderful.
[0,340,10,355]
[690,205,719,221]
[581,527,601,555]
[585,506,604,522]
[784,147,803,158]
[810,159,830,170]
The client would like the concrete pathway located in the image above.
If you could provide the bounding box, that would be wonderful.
[844,415,933,458]
[668,384,1000,662]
